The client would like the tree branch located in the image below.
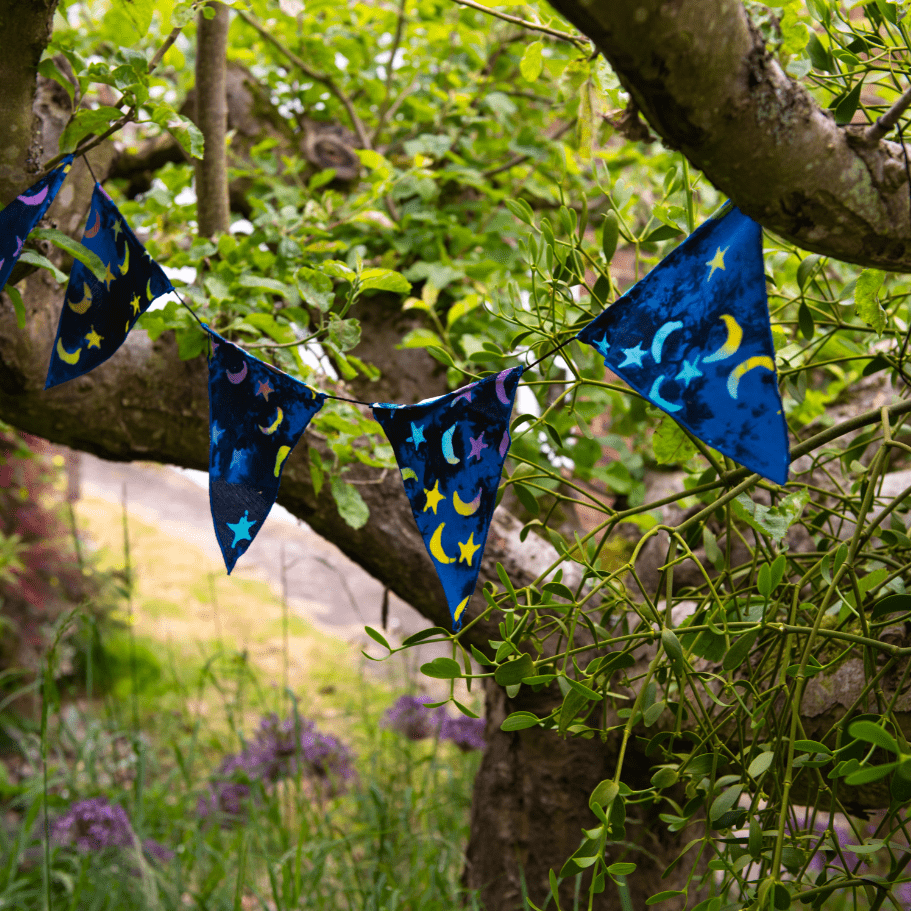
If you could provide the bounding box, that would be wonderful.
[194,1,230,236]
[235,9,372,151]
[866,83,911,143]
[448,0,588,48]
[544,0,911,271]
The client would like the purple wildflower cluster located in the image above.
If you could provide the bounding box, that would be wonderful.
[198,713,357,825]
[381,695,486,752]
[52,795,173,862]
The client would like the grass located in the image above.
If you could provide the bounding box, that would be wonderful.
[0,491,486,910]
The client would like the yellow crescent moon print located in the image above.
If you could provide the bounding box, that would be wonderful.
[401,468,418,482]
[118,240,130,276]
[67,283,92,314]
[429,523,455,564]
[454,596,470,623]
[146,279,153,301]
[258,407,284,434]
[703,314,743,363]
[453,489,482,516]
[56,338,81,365]
[274,445,291,477]
[727,356,775,399]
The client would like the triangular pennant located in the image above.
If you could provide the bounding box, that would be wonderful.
[577,205,789,484]
[45,182,174,389]
[373,367,523,631]
[206,327,327,574]
[0,156,74,293]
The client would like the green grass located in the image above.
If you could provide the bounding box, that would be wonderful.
[0,493,485,910]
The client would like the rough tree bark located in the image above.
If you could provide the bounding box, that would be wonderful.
[2,3,911,910]
[547,0,911,272]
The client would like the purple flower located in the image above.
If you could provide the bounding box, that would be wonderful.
[52,796,133,853]
[196,780,256,826]
[441,715,486,752]
[142,838,174,864]
[382,695,447,740]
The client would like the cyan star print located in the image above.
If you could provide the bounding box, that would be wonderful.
[577,205,789,484]
[45,183,174,389]
[207,326,327,573]
[373,367,523,631]
[0,156,74,294]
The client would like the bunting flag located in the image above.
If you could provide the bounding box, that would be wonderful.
[0,156,74,294]
[206,326,327,574]
[373,367,523,631]
[45,183,174,389]
[576,205,789,484]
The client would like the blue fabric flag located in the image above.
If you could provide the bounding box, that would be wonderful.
[0,156,74,293]
[206,327,327,574]
[576,205,789,484]
[45,183,174,389]
[373,367,523,631]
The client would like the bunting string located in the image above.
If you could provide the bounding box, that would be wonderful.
[0,157,791,631]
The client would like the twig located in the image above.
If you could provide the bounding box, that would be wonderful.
[865,83,911,142]
[373,0,408,144]
[447,0,588,48]
[483,119,575,177]
[235,9,372,151]
[38,24,186,177]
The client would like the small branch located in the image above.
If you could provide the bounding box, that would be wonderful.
[235,9,372,151]
[483,119,575,177]
[38,25,186,177]
[447,0,588,48]
[865,84,911,142]
[372,0,408,144]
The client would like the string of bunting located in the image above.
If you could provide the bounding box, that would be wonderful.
[1,157,789,632]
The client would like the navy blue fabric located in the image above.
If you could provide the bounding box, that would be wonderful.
[373,367,523,631]
[206,327,326,574]
[577,205,789,484]
[45,183,174,389]
[0,156,74,293]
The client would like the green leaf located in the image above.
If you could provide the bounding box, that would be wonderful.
[854,268,887,335]
[31,228,107,282]
[871,593,911,620]
[420,657,462,679]
[494,653,535,686]
[364,626,391,651]
[500,711,541,731]
[296,268,335,312]
[358,267,411,294]
[6,286,25,329]
[607,862,636,876]
[17,250,67,284]
[644,224,683,243]
[796,254,821,290]
[722,627,759,671]
[833,80,863,125]
[748,750,774,778]
[61,106,123,152]
[520,41,544,82]
[844,762,897,785]
[104,0,154,43]
[732,490,809,544]
[590,779,620,809]
[797,301,814,340]
[794,740,831,755]
[709,784,742,822]
[330,477,369,530]
[309,450,324,497]
[238,274,294,297]
[646,890,686,905]
[398,328,444,350]
[653,414,697,464]
[328,315,361,352]
[602,210,620,263]
[849,720,900,754]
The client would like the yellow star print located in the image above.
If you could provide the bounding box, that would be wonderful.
[84,326,103,349]
[457,532,480,566]
[101,261,115,289]
[705,246,729,282]
[130,294,141,316]
[423,480,446,514]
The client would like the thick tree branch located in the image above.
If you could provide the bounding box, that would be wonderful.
[544,0,911,271]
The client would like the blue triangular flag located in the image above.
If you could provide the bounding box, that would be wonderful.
[0,156,74,293]
[577,205,789,484]
[206,327,327,574]
[45,183,174,389]
[373,367,523,631]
